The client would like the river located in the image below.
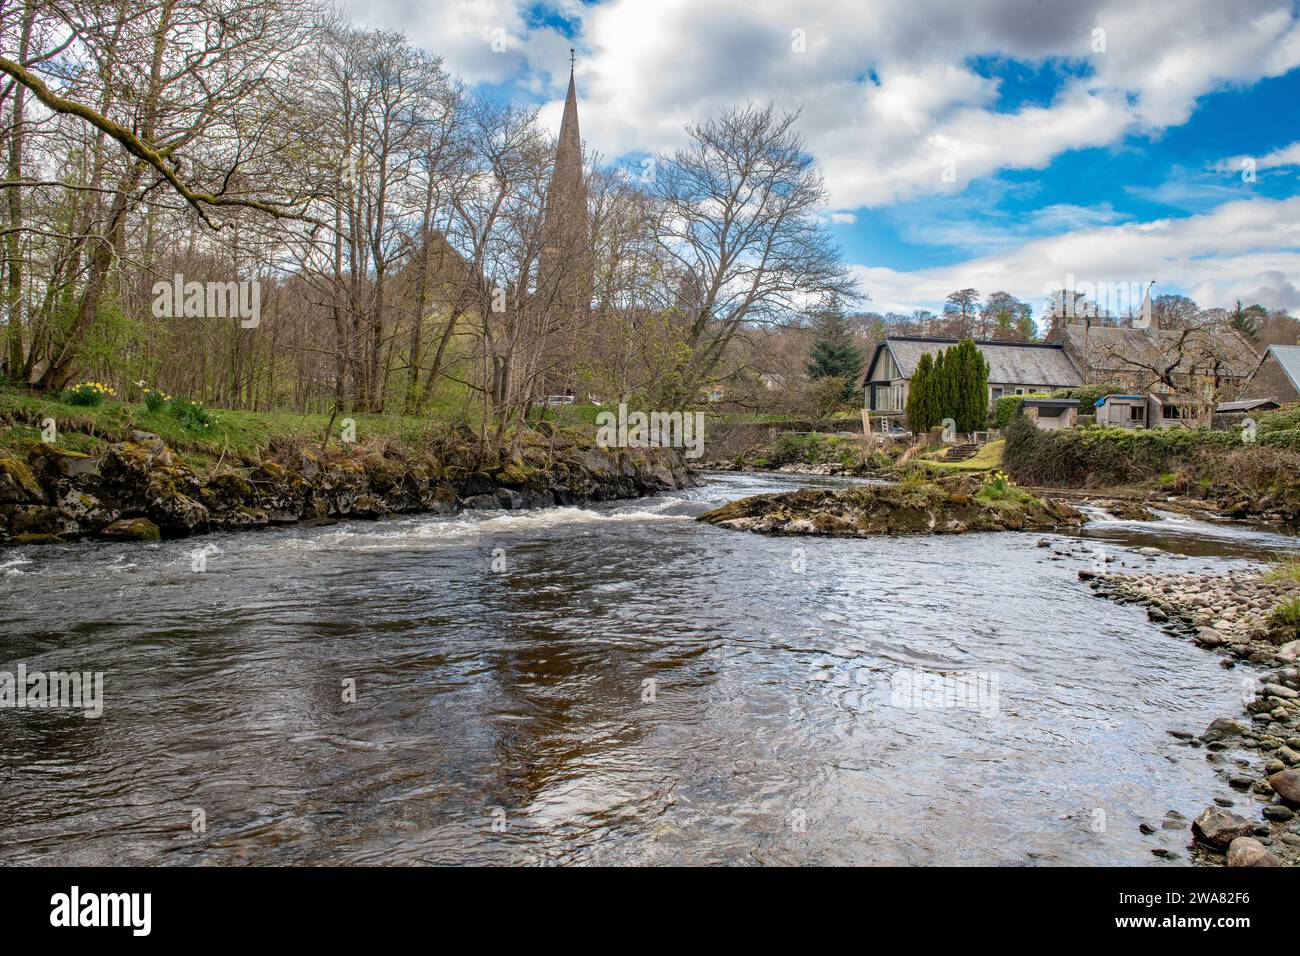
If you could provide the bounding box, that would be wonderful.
[0,471,1294,865]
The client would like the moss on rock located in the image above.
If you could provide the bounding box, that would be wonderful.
[100,517,162,541]
[0,457,45,504]
[697,479,1084,537]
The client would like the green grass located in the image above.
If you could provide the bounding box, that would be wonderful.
[0,384,483,468]
[916,439,1005,474]
[1270,596,1300,628]
[1264,551,1300,585]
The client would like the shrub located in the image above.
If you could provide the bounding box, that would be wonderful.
[1001,416,1246,487]
[1257,404,1300,435]
[1269,596,1300,631]
[142,387,169,413]
[167,395,217,430]
[992,392,1050,429]
[61,382,115,406]
[1259,428,1300,451]
[1050,383,1123,410]
[976,469,1035,504]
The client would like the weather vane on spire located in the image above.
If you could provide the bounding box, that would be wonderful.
[570,48,575,71]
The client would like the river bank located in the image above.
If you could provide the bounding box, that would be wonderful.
[0,428,691,547]
[1083,565,1300,866]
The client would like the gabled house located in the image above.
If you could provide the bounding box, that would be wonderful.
[1061,322,1258,397]
[1242,344,1300,405]
[864,336,1081,417]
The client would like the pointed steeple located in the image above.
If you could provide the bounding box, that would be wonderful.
[553,52,579,178]
[536,50,591,325]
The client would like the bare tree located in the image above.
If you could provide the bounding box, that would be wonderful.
[649,103,855,407]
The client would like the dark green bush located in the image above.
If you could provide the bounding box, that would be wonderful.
[167,395,217,430]
[143,388,167,413]
[1050,383,1123,410]
[1003,417,1241,486]
[1258,405,1300,435]
[1259,428,1300,451]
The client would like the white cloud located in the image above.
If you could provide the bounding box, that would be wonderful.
[851,195,1300,314]
[1215,140,1300,176]
[339,0,1300,208]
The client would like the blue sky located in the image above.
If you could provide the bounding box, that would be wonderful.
[342,0,1300,316]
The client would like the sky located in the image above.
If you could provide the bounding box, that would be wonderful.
[338,0,1300,317]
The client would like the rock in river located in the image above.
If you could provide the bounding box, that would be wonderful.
[1269,769,1300,805]
[1226,837,1282,867]
[1192,807,1255,849]
[695,476,1084,538]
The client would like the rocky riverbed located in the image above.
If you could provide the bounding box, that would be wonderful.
[0,431,692,546]
[696,476,1084,537]
[1083,566,1300,866]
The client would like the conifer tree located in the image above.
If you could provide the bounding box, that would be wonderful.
[906,352,936,432]
[806,298,864,401]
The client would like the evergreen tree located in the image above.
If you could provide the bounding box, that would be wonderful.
[806,298,864,401]
[906,352,936,433]
[952,339,989,432]
[933,349,953,426]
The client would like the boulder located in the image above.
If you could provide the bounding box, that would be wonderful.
[1194,627,1227,648]
[1191,806,1254,849]
[1226,837,1281,867]
[418,483,460,515]
[129,430,172,466]
[1202,717,1246,743]
[27,445,100,481]
[0,504,65,538]
[1268,769,1300,805]
[54,488,119,532]
[100,517,161,541]
[0,458,45,504]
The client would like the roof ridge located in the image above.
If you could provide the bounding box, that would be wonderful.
[883,335,1064,349]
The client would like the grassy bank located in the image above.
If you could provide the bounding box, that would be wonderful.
[914,439,1005,474]
[0,385,549,472]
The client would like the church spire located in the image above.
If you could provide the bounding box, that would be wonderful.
[555,49,582,180]
[536,50,590,316]
[535,51,593,396]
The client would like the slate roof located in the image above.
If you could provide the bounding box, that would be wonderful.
[1216,398,1280,412]
[871,337,1082,387]
[1062,323,1258,377]
[1263,344,1300,391]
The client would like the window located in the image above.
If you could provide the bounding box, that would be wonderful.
[874,384,904,412]
[1162,405,1180,420]
[1129,406,1144,422]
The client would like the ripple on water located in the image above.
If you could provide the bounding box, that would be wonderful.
[0,472,1275,865]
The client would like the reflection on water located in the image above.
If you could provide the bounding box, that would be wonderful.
[0,472,1291,865]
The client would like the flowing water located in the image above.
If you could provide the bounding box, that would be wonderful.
[0,472,1294,866]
